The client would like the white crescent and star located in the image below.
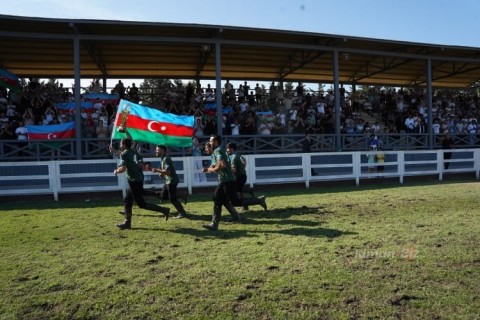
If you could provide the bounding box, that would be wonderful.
[47,133,57,139]
[147,121,167,132]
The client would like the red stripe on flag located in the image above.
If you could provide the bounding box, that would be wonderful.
[0,77,19,86]
[116,114,194,137]
[27,129,75,140]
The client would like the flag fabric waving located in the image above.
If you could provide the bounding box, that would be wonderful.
[54,101,94,115]
[83,93,120,105]
[0,68,22,93]
[111,100,194,148]
[26,122,76,140]
[257,111,275,123]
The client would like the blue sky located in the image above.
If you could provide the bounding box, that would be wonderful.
[2,0,480,89]
[3,0,480,48]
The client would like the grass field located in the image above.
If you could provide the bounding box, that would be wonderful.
[1,181,479,319]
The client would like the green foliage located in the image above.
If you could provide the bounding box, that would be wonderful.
[139,78,185,107]
[46,78,59,88]
[284,81,293,95]
[317,83,325,95]
[0,182,479,319]
[87,78,103,92]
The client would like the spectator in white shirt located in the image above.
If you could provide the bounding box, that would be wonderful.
[432,119,441,134]
[15,121,28,140]
[259,119,272,135]
[404,115,415,133]
[467,120,477,134]
[231,118,241,135]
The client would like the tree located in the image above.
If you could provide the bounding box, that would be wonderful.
[139,78,172,107]
[86,78,102,93]
[284,82,293,96]
[317,83,326,96]
[138,79,190,108]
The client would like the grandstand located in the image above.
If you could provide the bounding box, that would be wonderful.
[0,14,480,162]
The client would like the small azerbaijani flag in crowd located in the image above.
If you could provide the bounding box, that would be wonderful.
[111,100,194,148]
[83,92,120,105]
[257,111,275,123]
[26,122,76,140]
[54,101,94,115]
[0,68,22,93]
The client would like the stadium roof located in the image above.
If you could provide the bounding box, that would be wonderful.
[1,14,480,88]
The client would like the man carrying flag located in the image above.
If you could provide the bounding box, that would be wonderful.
[110,100,194,230]
[111,136,170,230]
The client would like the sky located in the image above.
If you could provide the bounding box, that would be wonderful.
[2,0,480,89]
[3,0,480,47]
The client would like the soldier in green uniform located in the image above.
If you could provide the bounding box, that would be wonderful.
[226,142,267,211]
[202,134,241,230]
[112,137,170,230]
[152,145,188,219]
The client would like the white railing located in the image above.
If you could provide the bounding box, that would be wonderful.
[1,149,479,201]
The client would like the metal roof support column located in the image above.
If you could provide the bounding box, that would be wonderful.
[73,35,82,159]
[333,50,341,150]
[215,40,223,136]
[426,58,433,149]
[102,78,107,93]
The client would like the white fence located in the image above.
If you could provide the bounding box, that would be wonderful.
[1,149,479,201]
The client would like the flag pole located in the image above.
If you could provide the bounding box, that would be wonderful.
[109,101,123,158]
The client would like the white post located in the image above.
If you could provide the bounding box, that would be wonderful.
[352,152,361,186]
[398,151,405,184]
[50,161,59,201]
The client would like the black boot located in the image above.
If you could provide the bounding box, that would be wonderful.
[243,196,267,211]
[143,203,170,221]
[116,221,131,230]
[182,190,188,205]
[172,200,188,219]
[203,222,218,230]
[117,207,132,229]
[237,193,249,211]
[224,202,241,222]
[247,186,255,197]
[259,196,267,211]
[203,206,221,230]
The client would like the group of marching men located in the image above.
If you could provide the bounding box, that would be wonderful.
[111,133,267,230]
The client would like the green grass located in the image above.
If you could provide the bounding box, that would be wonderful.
[1,181,479,319]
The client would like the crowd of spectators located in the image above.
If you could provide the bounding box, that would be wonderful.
[1,79,479,153]
[0,79,137,143]
[162,81,480,142]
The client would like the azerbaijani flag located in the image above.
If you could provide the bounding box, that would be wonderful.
[111,100,194,148]
[83,93,120,105]
[54,101,94,114]
[257,111,275,123]
[26,122,76,140]
[203,102,232,115]
[0,68,22,93]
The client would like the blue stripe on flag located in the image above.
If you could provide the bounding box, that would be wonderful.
[119,100,194,128]
[55,101,94,110]
[26,122,75,134]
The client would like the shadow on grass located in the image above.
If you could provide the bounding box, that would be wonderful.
[126,205,356,239]
[135,205,330,224]
[240,206,332,219]
[168,226,357,239]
